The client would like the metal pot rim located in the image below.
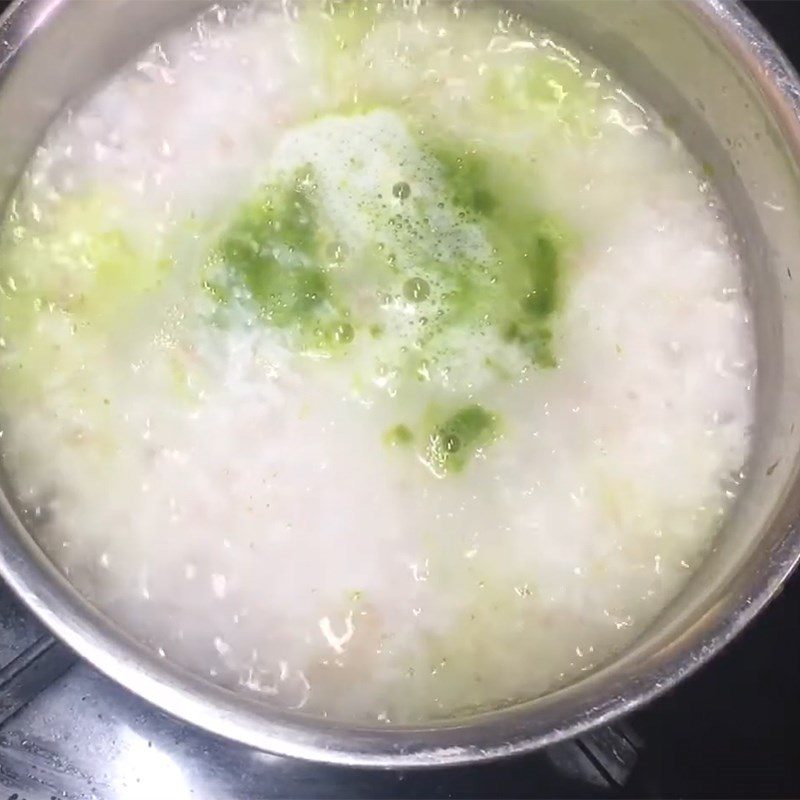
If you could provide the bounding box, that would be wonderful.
[1,0,799,768]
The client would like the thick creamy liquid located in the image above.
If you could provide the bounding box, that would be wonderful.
[0,2,755,722]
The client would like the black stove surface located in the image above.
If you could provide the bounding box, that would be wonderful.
[1,2,799,798]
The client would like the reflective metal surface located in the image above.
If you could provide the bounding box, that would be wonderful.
[0,589,641,799]
[0,644,639,799]
[1,0,800,768]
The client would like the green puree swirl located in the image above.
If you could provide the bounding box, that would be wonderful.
[208,167,351,351]
[187,2,588,484]
[425,142,566,368]
[190,2,583,478]
[206,108,572,477]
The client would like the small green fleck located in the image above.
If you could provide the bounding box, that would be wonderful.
[403,276,430,303]
[428,146,496,216]
[392,181,411,200]
[331,320,355,344]
[521,234,558,318]
[425,405,498,476]
[384,423,414,447]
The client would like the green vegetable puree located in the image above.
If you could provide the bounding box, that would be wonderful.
[2,1,581,479]
[424,405,498,477]
[200,102,575,473]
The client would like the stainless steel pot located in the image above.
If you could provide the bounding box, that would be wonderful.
[1,0,800,768]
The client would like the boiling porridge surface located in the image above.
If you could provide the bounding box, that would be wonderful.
[0,2,754,722]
